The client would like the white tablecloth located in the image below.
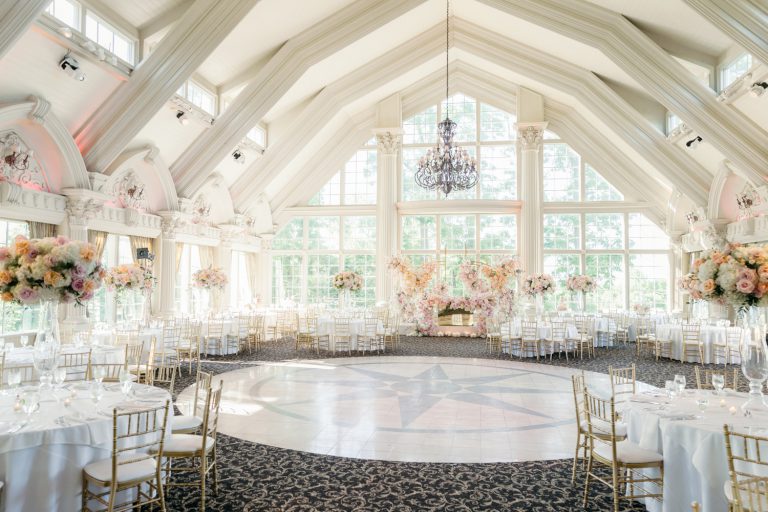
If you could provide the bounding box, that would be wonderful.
[4,345,124,367]
[654,325,744,363]
[500,321,579,357]
[0,382,171,512]
[624,389,766,512]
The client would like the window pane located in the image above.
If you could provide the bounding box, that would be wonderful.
[440,215,475,250]
[629,254,669,311]
[479,103,516,141]
[402,148,434,201]
[585,254,625,312]
[306,255,339,305]
[543,143,580,202]
[401,216,435,250]
[307,217,339,250]
[344,254,375,307]
[443,254,466,296]
[343,216,376,251]
[85,15,97,41]
[543,254,581,311]
[721,54,752,90]
[309,172,341,206]
[480,145,516,200]
[403,106,437,145]
[441,94,476,142]
[272,218,304,250]
[543,214,580,250]
[628,213,669,250]
[247,126,266,146]
[113,33,133,63]
[48,0,80,29]
[585,213,624,249]
[584,164,623,201]
[479,215,516,251]
[343,149,377,205]
[272,255,303,304]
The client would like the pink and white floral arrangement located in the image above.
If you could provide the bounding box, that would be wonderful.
[521,273,555,297]
[192,266,228,290]
[687,243,768,307]
[632,303,650,315]
[566,274,596,294]
[388,257,436,294]
[332,271,363,292]
[105,264,155,293]
[0,235,105,305]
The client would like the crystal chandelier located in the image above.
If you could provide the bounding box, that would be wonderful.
[415,0,477,196]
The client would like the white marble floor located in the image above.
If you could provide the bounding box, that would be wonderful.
[178,356,616,463]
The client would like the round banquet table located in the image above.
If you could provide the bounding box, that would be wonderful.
[0,382,171,512]
[623,388,767,512]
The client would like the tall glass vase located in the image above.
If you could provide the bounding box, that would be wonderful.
[339,289,350,312]
[33,299,61,390]
[535,294,544,316]
[140,288,152,328]
[572,292,584,313]
[740,306,768,413]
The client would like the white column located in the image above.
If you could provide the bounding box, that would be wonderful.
[158,213,183,319]
[517,123,547,275]
[0,0,50,60]
[375,130,401,303]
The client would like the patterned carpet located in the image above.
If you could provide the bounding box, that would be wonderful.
[163,338,729,511]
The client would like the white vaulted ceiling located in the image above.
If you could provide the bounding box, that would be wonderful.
[5,0,767,226]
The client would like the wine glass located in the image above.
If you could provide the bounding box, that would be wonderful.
[92,365,106,384]
[19,335,29,348]
[695,397,709,417]
[21,390,39,420]
[53,367,67,392]
[712,374,725,395]
[89,381,103,404]
[664,380,676,400]
[119,368,132,397]
[674,374,687,395]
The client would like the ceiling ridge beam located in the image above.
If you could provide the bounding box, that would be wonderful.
[476,0,768,188]
[75,0,259,174]
[169,0,429,197]
[229,23,446,207]
[0,0,50,60]
[451,19,711,205]
[684,0,768,67]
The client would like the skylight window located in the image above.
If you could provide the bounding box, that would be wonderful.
[247,126,267,147]
[46,0,81,30]
[177,81,216,116]
[720,53,752,91]
[84,12,134,64]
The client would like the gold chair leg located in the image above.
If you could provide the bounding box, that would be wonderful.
[582,454,593,507]
[571,432,581,484]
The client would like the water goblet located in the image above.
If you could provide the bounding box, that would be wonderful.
[696,397,709,415]
[712,374,725,395]
[21,390,39,420]
[674,374,687,395]
[19,335,29,348]
[92,365,106,384]
[119,368,132,397]
[89,381,103,404]
[53,367,67,391]
[664,380,677,400]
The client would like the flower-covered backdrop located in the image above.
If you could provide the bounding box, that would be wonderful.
[389,256,517,336]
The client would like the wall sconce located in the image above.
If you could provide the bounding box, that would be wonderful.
[59,52,86,81]
[685,136,702,149]
[176,110,189,125]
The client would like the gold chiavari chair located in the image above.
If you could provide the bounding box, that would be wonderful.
[635,317,656,356]
[382,315,400,352]
[115,328,139,346]
[724,424,768,511]
[88,362,125,382]
[544,321,568,361]
[246,315,264,354]
[226,314,249,354]
[486,319,503,354]
[202,319,225,357]
[504,321,522,358]
[1,363,36,389]
[571,373,588,484]
[570,317,594,359]
[582,389,663,511]
[655,322,674,361]
[296,316,319,353]
[59,349,92,382]
[82,400,170,512]
[615,314,630,345]
[122,341,144,378]
[150,353,177,395]
[172,371,213,435]
[278,311,299,341]
[160,382,223,512]
[359,316,382,354]
[332,316,352,355]
[520,321,540,360]
[175,322,201,376]
[725,327,744,366]
[130,338,155,385]
[608,364,636,403]
[682,324,704,364]
[694,366,740,391]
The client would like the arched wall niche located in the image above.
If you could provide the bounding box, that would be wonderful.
[708,161,753,223]
[0,96,89,192]
[189,172,234,225]
[102,145,178,213]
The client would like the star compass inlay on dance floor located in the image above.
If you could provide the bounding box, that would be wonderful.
[179,356,613,463]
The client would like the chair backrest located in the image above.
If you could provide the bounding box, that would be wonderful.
[682,324,701,342]
[550,321,566,341]
[87,362,125,382]
[609,364,636,400]
[582,388,620,453]
[192,370,213,417]
[2,362,37,387]
[727,327,744,347]
[123,341,144,369]
[151,354,177,395]
[200,381,224,453]
[521,321,538,340]
[724,424,768,512]
[334,317,351,336]
[59,349,92,382]
[110,400,170,484]
[115,329,139,346]
[694,366,740,390]
[363,317,378,335]
[571,372,586,427]
[206,319,224,337]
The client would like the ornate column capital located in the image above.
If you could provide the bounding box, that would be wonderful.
[516,122,548,150]
[158,211,185,239]
[375,130,402,155]
[61,189,106,226]
[259,234,274,252]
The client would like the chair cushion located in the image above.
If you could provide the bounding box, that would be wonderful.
[580,419,627,438]
[594,440,662,464]
[162,434,215,455]
[84,455,157,484]
[171,415,203,433]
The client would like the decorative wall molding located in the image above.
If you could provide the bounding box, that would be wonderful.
[0,0,50,59]
[171,0,429,197]
[112,170,147,210]
[375,131,403,155]
[666,123,694,143]
[103,145,179,213]
[0,181,66,224]
[726,215,768,244]
[516,123,546,149]
[0,131,49,191]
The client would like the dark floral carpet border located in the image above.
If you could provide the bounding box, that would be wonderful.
[164,338,726,511]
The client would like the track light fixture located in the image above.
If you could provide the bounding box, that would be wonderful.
[749,82,768,98]
[232,148,245,164]
[176,110,189,125]
[685,136,702,149]
[59,52,86,81]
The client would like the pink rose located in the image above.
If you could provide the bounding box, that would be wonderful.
[71,277,85,292]
[758,264,768,283]
[700,279,716,295]
[737,279,756,294]
[18,287,38,303]
[737,268,758,284]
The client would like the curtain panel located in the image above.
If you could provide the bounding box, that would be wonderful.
[28,222,57,239]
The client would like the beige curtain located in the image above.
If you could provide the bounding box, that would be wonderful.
[129,236,155,264]
[28,222,57,239]
[198,245,215,269]
[245,253,259,301]
[87,230,109,261]
[175,243,184,273]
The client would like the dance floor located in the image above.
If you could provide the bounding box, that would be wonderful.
[178,356,616,463]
